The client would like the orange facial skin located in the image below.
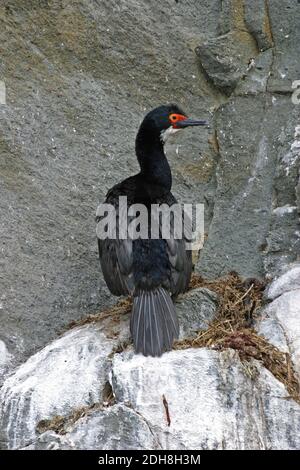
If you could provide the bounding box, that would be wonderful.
[168,113,187,128]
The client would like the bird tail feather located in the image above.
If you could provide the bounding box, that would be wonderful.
[130,288,179,357]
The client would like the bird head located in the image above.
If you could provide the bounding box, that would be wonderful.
[139,104,208,144]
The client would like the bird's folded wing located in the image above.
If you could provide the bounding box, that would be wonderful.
[97,198,134,296]
[159,195,192,296]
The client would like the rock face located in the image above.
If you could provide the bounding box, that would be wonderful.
[0,325,116,449]
[111,349,300,450]
[1,0,300,451]
[24,405,161,450]
[197,0,300,279]
[177,287,218,338]
[196,30,258,96]
[264,263,300,300]
[0,290,219,449]
[0,341,11,380]
[3,346,300,450]
[1,274,300,450]
[0,0,218,381]
[256,264,300,379]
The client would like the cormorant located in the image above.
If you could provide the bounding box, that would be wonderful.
[97,104,207,357]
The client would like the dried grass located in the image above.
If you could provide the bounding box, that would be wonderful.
[176,272,300,403]
[36,382,116,435]
[36,403,101,435]
[68,297,132,329]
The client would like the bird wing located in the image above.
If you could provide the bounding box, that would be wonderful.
[166,234,192,296]
[97,185,134,296]
[157,193,192,296]
[98,238,133,296]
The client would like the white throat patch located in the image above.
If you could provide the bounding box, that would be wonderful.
[160,126,182,144]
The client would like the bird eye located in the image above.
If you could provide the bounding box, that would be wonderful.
[169,114,178,122]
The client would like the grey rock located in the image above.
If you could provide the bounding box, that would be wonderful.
[265,263,300,300]
[244,0,273,51]
[4,280,300,450]
[217,0,241,35]
[0,286,217,449]
[196,0,274,96]
[0,324,116,449]
[264,140,300,277]
[61,404,160,450]
[235,49,273,96]
[256,290,300,378]
[25,405,160,450]
[177,287,218,338]
[110,349,300,450]
[0,0,217,379]
[195,31,258,95]
[296,161,300,213]
[198,91,300,280]
[22,431,68,451]
[198,95,273,278]
[267,0,300,93]
[0,341,12,382]
[15,348,300,450]
[20,431,65,450]
[255,317,289,353]
[196,0,300,280]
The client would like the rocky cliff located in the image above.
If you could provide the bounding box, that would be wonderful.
[0,0,300,450]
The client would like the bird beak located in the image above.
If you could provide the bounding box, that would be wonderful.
[176,118,208,128]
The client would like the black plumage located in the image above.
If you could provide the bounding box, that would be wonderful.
[97,104,207,356]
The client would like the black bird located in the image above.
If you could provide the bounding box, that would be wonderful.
[97,104,207,356]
